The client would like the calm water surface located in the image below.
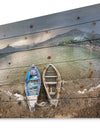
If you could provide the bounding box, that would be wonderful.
[0,46,100,84]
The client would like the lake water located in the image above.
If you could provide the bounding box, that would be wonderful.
[0,45,100,85]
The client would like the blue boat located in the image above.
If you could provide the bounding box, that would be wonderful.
[25,64,41,111]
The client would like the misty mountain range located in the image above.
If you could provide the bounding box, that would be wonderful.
[0,29,100,54]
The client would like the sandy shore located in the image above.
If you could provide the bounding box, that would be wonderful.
[0,78,100,118]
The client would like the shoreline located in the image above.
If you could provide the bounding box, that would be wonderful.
[61,43,100,51]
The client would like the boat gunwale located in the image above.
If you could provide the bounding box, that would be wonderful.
[43,64,61,106]
[25,66,41,111]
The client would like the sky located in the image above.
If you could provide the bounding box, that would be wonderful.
[0,0,99,25]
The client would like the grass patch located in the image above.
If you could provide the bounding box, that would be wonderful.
[59,38,75,46]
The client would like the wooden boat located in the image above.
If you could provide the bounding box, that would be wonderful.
[43,64,61,107]
[25,64,41,111]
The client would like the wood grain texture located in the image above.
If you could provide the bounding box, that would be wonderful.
[0,4,100,40]
[0,20,100,54]
[0,4,100,109]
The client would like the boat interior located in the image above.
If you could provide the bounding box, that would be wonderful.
[45,66,58,98]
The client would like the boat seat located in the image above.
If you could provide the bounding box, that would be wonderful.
[49,92,56,95]
[30,77,38,80]
[32,73,37,75]
[28,84,38,88]
[46,71,55,72]
[29,89,37,91]
[45,76,57,78]
[45,82,57,85]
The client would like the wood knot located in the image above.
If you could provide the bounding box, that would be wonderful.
[47,56,51,59]
[30,25,34,28]
[77,16,80,20]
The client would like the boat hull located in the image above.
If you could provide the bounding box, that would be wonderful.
[25,66,41,111]
[43,64,61,107]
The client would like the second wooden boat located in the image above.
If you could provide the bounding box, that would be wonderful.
[43,64,61,107]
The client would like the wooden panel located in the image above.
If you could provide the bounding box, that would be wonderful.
[0,4,100,40]
[0,97,100,118]
[0,61,100,86]
[0,4,100,118]
[0,20,100,54]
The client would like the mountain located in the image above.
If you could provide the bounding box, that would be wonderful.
[34,29,100,47]
[0,29,100,54]
[0,46,16,54]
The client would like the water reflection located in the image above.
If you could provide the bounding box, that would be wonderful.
[0,46,100,84]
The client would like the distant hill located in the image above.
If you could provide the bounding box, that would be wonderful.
[0,46,16,54]
[0,29,100,54]
[34,29,100,47]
